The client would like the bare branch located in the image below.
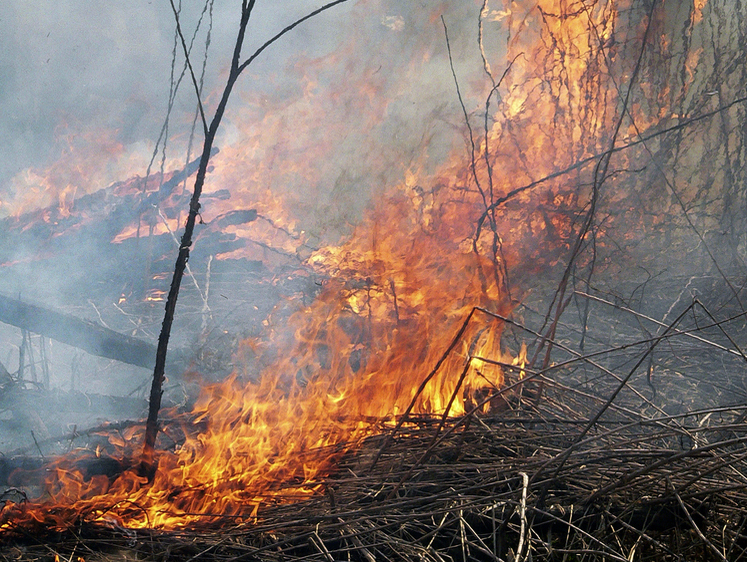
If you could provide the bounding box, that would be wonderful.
[143,0,353,463]
[168,0,209,136]
[237,0,352,75]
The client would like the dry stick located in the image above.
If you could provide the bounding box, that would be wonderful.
[564,504,576,557]
[40,336,49,389]
[669,477,729,562]
[473,306,691,427]
[531,301,695,499]
[526,506,629,562]
[689,299,747,360]
[371,301,650,479]
[52,406,734,559]
[202,255,213,331]
[337,518,376,562]
[143,0,353,460]
[473,92,747,246]
[478,0,495,84]
[531,0,659,394]
[309,532,335,562]
[539,410,747,471]
[659,482,747,506]
[617,79,745,310]
[539,294,747,427]
[556,295,747,407]
[585,433,747,505]
[481,60,520,301]
[515,472,529,562]
[143,0,254,462]
[30,430,44,459]
[156,206,209,309]
[576,291,747,359]
[442,16,517,302]
[381,359,556,499]
[385,358,473,500]
[184,535,234,562]
[181,0,214,198]
[442,15,499,299]
[386,367,554,497]
[169,0,208,136]
[441,17,486,222]
[470,9,747,268]
[426,511,451,550]
[380,353,689,493]
[602,508,681,559]
[675,446,747,497]
[529,0,660,485]
[725,510,747,561]
[414,501,510,547]
[222,477,523,558]
[458,503,468,562]
[140,0,211,237]
[441,15,493,238]
[575,294,747,363]
[454,512,501,562]
[368,307,479,470]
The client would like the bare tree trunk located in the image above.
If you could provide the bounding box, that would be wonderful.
[142,0,353,462]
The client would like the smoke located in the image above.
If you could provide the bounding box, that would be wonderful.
[0,0,495,268]
[0,1,498,406]
[2,2,484,226]
[4,0,747,521]
[2,2,167,186]
[0,2,367,201]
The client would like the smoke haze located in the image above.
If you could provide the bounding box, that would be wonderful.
[0,1,488,217]
[0,1,497,400]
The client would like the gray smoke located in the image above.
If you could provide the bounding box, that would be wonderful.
[0,1,489,422]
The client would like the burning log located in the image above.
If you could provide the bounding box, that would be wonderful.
[0,150,212,252]
[0,454,133,489]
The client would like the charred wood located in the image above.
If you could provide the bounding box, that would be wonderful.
[0,293,184,372]
[0,151,212,251]
[0,455,133,488]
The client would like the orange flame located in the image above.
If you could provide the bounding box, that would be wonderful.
[0,0,690,533]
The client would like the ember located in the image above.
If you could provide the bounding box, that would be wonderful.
[3,0,747,560]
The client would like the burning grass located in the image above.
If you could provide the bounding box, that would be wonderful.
[3,0,747,559]
[3,285,747,561]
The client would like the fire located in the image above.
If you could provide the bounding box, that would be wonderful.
[2,126,149,220]
[145,290,166,303]
[0,0,695,535]
[2,170,521,529]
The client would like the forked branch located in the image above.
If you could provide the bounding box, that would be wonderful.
[143,0,353,461]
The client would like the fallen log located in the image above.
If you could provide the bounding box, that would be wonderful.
[0,455,134,488]
[0,149,217,248]
[0,293,183,372]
